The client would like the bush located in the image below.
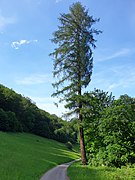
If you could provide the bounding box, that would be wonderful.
[66,141,73,150]
[85,95,135,167]
[0,108,9,131]
[0,108,21,132]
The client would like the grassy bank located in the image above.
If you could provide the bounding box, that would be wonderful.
[0,131,79,180]
[68,162,135,180]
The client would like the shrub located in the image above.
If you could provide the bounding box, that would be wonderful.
[66,141,73,150]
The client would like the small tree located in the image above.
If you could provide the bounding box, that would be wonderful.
[98,95,135,167]
[50,2,101,165]
[83,94,135,167]
[81,89,114,165]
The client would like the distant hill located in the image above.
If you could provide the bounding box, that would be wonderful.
[0,84,77,143]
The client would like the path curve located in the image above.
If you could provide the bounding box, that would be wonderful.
[40,161,76,180]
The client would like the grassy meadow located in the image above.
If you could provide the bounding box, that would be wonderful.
[68,162,135,180]
[0,131,79,180]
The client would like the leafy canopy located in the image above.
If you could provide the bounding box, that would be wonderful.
[83,92,135,167]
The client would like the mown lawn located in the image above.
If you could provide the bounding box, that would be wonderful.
[68,161,135,180]
[0,131,79,180]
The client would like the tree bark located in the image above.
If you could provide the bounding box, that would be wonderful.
[79,126,87,165]
[78,74,87,165]
[79,106,87,165]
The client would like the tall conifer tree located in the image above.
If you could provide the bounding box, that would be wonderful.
[50,2,101,165]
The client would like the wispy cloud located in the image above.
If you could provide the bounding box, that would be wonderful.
[107,82,122,92]
[96,48,131,62]
[55,0,63,3]
[11,39,38,49]
[0,14,16,30]
[90,64,135,97]
[107,72,135,93]
[108,65,135,90]
[16,74,52,85]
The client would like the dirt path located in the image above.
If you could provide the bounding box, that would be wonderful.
[40,161,74,180]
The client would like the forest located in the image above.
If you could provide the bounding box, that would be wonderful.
[0,83,135,167]
[0,84,77,144]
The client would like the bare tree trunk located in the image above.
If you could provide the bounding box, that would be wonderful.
[78,82,87,165]
[79,126,87,165]
[79,109,87,165]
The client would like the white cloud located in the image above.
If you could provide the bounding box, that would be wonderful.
[16,74,52,85]
[11,39,38,49]
[90,64,135,97]
[96,48,131,62]
[107,82,122,92]
[0,15,16,30]
[55,0,63,3]
[111,66,135,89]
[107,71,135,93]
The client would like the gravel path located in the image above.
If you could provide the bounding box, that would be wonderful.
[40,161,74,180]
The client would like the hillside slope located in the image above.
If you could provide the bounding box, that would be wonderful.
[0,132,79,180]
[0,84,78,144]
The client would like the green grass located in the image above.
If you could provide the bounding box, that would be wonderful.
[72,143,80,153]
[0,131,79,180]
[68,162,135,180]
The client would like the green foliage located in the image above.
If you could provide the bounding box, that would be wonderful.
[0,108,9,131]
[66,141,73,150]
[83,91,135,167]
[54,119,78,143]
[81,89,114,163]
[50,2,101,165]
[0,132,79,180]
[0,84,77,143]
[0,108,21,132]
[68,161,135,180]
[97,95,135,167]
[50,2,101,115]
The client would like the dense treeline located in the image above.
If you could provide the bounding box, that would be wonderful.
[83,89,135,167]
[1,84,135,167]
[0,84,77,144]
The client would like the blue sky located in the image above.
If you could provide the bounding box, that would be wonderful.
[0,0,135,117]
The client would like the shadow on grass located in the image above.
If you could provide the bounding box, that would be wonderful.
[68,164,117,180]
